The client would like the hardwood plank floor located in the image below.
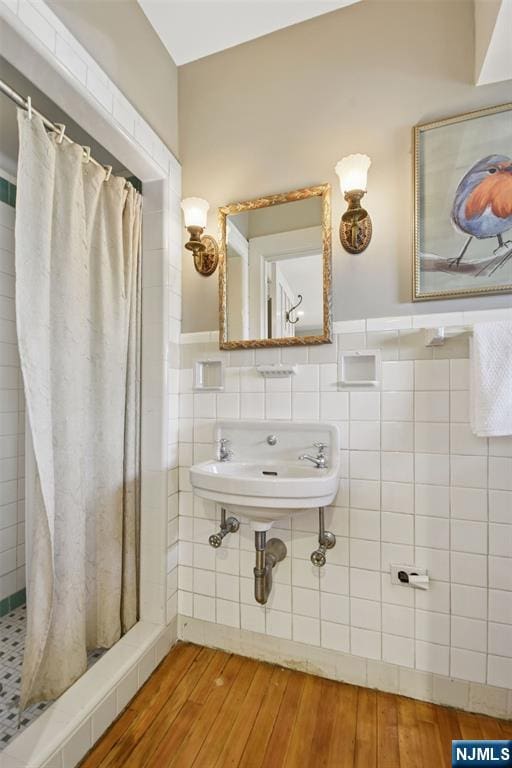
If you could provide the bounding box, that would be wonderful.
[80,642,511,768]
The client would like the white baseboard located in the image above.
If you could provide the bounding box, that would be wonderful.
[178,616,512,721]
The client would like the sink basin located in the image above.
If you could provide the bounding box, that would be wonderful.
[189,420,340,528]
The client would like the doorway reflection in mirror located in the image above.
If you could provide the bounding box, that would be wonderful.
[225,194,325,343]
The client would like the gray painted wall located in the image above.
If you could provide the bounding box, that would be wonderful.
[179,0,512,333]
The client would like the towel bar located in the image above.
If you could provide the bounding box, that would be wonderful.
[423,326,473,347]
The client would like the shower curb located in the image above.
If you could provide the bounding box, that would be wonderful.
[1,619,178,767]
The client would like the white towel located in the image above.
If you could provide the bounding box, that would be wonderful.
[470,321,512,437]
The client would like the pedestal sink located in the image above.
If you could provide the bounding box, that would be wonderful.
[190,420,340,604]
[189,420,340,529]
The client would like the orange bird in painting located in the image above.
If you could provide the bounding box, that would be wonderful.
[450,154,512,270]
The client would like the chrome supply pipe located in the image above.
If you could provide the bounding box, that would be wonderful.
[209,507,239,548]
[310,507,336,566]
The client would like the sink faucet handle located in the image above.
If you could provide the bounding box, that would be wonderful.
[313,441,328,453]
[218,437,233,461]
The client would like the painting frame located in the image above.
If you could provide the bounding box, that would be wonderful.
[413,102,512,301]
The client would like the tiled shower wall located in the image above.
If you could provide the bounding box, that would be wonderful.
[0,174,25,615]
[178,308,512,705]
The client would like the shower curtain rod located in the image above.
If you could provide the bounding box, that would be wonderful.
[0,77,114,178]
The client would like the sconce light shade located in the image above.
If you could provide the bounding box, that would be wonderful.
[335,154,371,194]
[335,154,373,255]
[181,197,219,276]
[181,197,210,229]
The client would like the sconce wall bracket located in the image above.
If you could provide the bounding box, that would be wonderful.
[185,227,219,276]
[339,189,372,254]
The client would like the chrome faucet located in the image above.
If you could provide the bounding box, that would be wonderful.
[299,441,328,469]
[218,437,233,462]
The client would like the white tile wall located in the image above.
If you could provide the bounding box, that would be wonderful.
[179,308,512,701]
[0,193,25,604]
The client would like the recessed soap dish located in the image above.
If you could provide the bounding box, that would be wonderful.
[194,359,224,391]
[339,350,381,387]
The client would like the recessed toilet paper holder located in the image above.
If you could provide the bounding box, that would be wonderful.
[391,564,429,590]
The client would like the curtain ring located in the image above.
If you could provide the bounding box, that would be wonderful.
[55,123,66,144]
[104,165,112,182]
[83,146,91,163]
[26,96,32,120]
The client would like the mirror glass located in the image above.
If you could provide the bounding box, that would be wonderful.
[220,186,331,349]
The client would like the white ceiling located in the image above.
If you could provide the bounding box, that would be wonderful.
[137,0,361,65]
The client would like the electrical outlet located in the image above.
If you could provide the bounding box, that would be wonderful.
[390,564,428,586]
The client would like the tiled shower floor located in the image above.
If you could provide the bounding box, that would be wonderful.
[0,605,105,749]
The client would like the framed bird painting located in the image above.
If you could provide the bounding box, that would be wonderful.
[413,102,512,300]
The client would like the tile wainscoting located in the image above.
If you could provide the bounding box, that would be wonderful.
[177,307,512,718]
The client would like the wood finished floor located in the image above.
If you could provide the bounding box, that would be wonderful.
[80,642,512,768]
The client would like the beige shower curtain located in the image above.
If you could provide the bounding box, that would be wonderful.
[15,111,142,709]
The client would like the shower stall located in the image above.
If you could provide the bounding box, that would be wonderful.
[0,6,179,763]
[0,59,143,747]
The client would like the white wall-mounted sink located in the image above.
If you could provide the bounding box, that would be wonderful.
[189,420,340,529]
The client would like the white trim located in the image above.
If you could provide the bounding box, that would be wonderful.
[227,220,249,261]
[226,221,250,339]
[332,319,366,334]
[366,316,413,332]
[0,0,180,188]
[180,330,219,345]
[179,617,512,720]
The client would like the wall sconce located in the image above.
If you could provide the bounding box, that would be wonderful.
[335,154,372,254]
[181,197,219,276]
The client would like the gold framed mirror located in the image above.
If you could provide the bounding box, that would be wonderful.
[218,184,332,350]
